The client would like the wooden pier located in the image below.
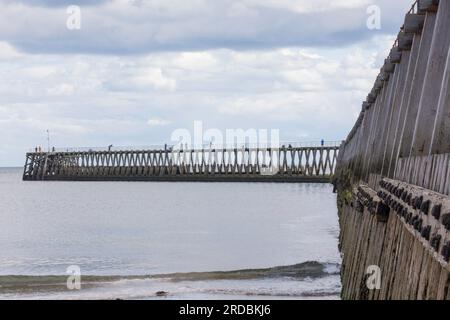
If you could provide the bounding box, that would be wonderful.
[335,0,450,300]
[23,144,339,183]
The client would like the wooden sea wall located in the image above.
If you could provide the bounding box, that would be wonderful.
[335,0,450,300]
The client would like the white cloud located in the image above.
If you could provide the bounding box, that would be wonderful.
[147,117,171,126]
[46,83,75,96]
[21,66,57,78]
[242,0,372,14]
[172,52,218,71]
[133,68,177,91]
[0,41,22,59]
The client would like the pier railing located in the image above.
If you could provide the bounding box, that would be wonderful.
[30,141,343,153]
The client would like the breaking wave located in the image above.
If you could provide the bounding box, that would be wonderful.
[0,261,341,299]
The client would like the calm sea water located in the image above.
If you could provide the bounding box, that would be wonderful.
[0,167,341,299]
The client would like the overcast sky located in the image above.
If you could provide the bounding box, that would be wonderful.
[0,0,412,166]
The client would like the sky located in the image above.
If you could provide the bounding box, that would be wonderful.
[0,0,413,166]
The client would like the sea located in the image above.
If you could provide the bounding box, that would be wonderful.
[0,167,341,300]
